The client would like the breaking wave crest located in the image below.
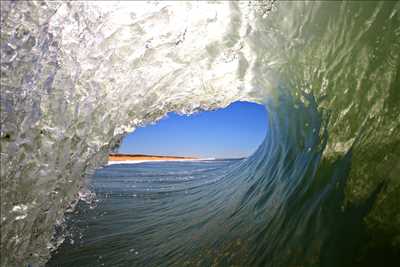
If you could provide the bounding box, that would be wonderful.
[1,1,399,266]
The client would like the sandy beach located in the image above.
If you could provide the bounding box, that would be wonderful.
[108,153,202,165]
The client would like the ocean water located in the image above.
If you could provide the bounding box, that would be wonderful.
[46,160,244,267]
[1,1,400,266]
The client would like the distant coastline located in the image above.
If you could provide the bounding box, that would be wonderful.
[108,153,199,164]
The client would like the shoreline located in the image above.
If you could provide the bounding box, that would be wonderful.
[107,153,215,165]
[107,158,215,165]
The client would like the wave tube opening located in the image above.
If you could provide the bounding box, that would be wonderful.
[114,101,268,160]
[46,100,269,266]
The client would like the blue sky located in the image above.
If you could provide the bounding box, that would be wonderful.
[118,101,267,159]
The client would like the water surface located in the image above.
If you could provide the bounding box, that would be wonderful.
[48,160,244,267]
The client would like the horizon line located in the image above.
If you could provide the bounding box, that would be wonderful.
[109,152,246,160]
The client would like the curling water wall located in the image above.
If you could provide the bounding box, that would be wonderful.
[1,1,399,266]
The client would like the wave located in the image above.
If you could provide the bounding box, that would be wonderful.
[1,1,399,266]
